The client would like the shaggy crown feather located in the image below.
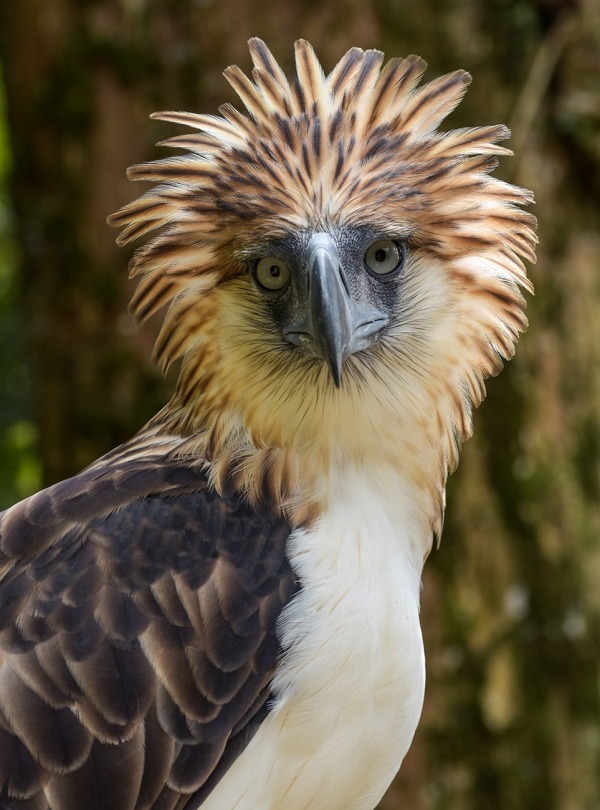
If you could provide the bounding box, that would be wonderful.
[108,38,536,374]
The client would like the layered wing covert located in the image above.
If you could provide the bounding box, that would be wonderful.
[0,448,298,810]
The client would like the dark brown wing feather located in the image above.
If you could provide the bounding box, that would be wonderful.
[0,450,298,810]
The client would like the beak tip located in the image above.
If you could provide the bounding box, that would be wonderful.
[329,360,343,388]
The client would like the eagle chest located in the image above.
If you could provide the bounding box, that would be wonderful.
[202,473,427,810]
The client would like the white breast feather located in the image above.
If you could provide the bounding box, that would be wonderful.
[201,465,428,810]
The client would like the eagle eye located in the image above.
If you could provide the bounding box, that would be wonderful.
[364,240,406,280]
[254,256,291,292]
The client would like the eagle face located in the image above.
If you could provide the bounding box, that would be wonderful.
[248,227,403,385]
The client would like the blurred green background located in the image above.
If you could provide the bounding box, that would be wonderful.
[0,66,39,504]
[0,0,599,808]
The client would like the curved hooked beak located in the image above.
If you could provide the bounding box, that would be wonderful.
[284,232,388,387]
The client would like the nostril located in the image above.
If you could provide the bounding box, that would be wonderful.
[337,265,351,298]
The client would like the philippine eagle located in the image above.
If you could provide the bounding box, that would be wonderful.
[0,39,536,810]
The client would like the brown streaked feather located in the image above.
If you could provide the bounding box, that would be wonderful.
[248,37,293,102]
[150,111,244,146]
[251,67,290,117]
[223,65,273,126]
[327,46,368,99]
[426,125,513,157]
[397,70,471,136]
[365,55,425,128]
[346,49,385,132]
[293,39,330,118]
[130,277,182,325]
[215,102,262,143]
[126,156,216,184]
[157,133,222,151]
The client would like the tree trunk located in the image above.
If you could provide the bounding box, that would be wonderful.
[0,0,598,807]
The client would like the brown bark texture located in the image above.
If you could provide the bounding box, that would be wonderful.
[0,0,598,808]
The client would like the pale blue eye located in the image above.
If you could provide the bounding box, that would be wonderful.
[364,240,406,278]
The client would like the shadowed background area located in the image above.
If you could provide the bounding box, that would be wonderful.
[0,0,598,808]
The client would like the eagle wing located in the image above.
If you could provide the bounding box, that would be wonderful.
[0,448,298,810]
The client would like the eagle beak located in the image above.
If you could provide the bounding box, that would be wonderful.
[307,233,354,387]
[285,232,388,387]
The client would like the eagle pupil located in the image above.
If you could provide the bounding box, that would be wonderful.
[269,265,281,277]
[375,248,387,263]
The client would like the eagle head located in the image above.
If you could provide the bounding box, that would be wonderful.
[109,39,537,523]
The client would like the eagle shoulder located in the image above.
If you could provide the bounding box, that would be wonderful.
[0,447,298,810]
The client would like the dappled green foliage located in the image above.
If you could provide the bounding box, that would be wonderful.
[0,73,40,507]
